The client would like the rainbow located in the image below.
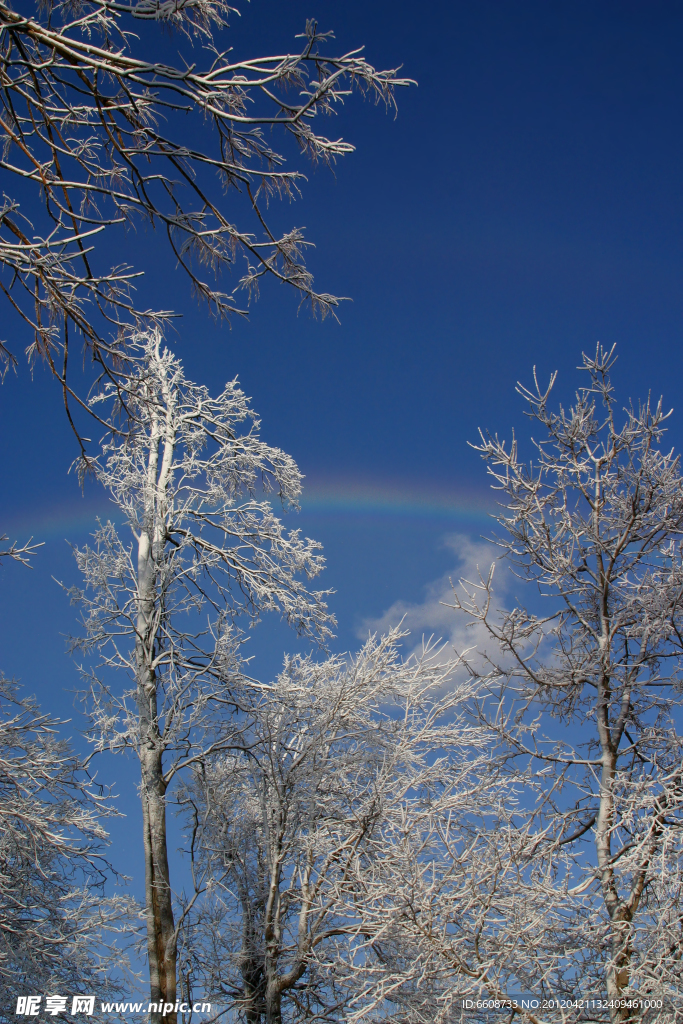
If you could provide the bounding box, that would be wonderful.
[0,495,117,543]
[1,477,494,542]
[300,476,493,522]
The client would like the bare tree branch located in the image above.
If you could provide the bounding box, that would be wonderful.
[0,0,412,446]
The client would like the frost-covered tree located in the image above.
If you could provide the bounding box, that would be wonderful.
[68,329,334,1023]
[0,679,132,1017]
[410,346,683,1024]
[345,763,570,1024]
[178,629,491,1024]
[0,0,410,452]
[0,545,131,1018]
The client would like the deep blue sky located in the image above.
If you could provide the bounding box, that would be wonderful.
[2,0,683,891]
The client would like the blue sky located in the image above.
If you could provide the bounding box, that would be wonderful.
[2,0,683,901]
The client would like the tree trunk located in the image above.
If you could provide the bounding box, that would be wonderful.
[141,745,177,1024]
[240,921,265,1023]
[265,987,282,1024]
[136,441,177,1024]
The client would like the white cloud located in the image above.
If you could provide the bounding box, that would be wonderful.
[358,533,517,669]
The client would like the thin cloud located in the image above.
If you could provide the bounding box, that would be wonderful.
[358,534,517,669]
